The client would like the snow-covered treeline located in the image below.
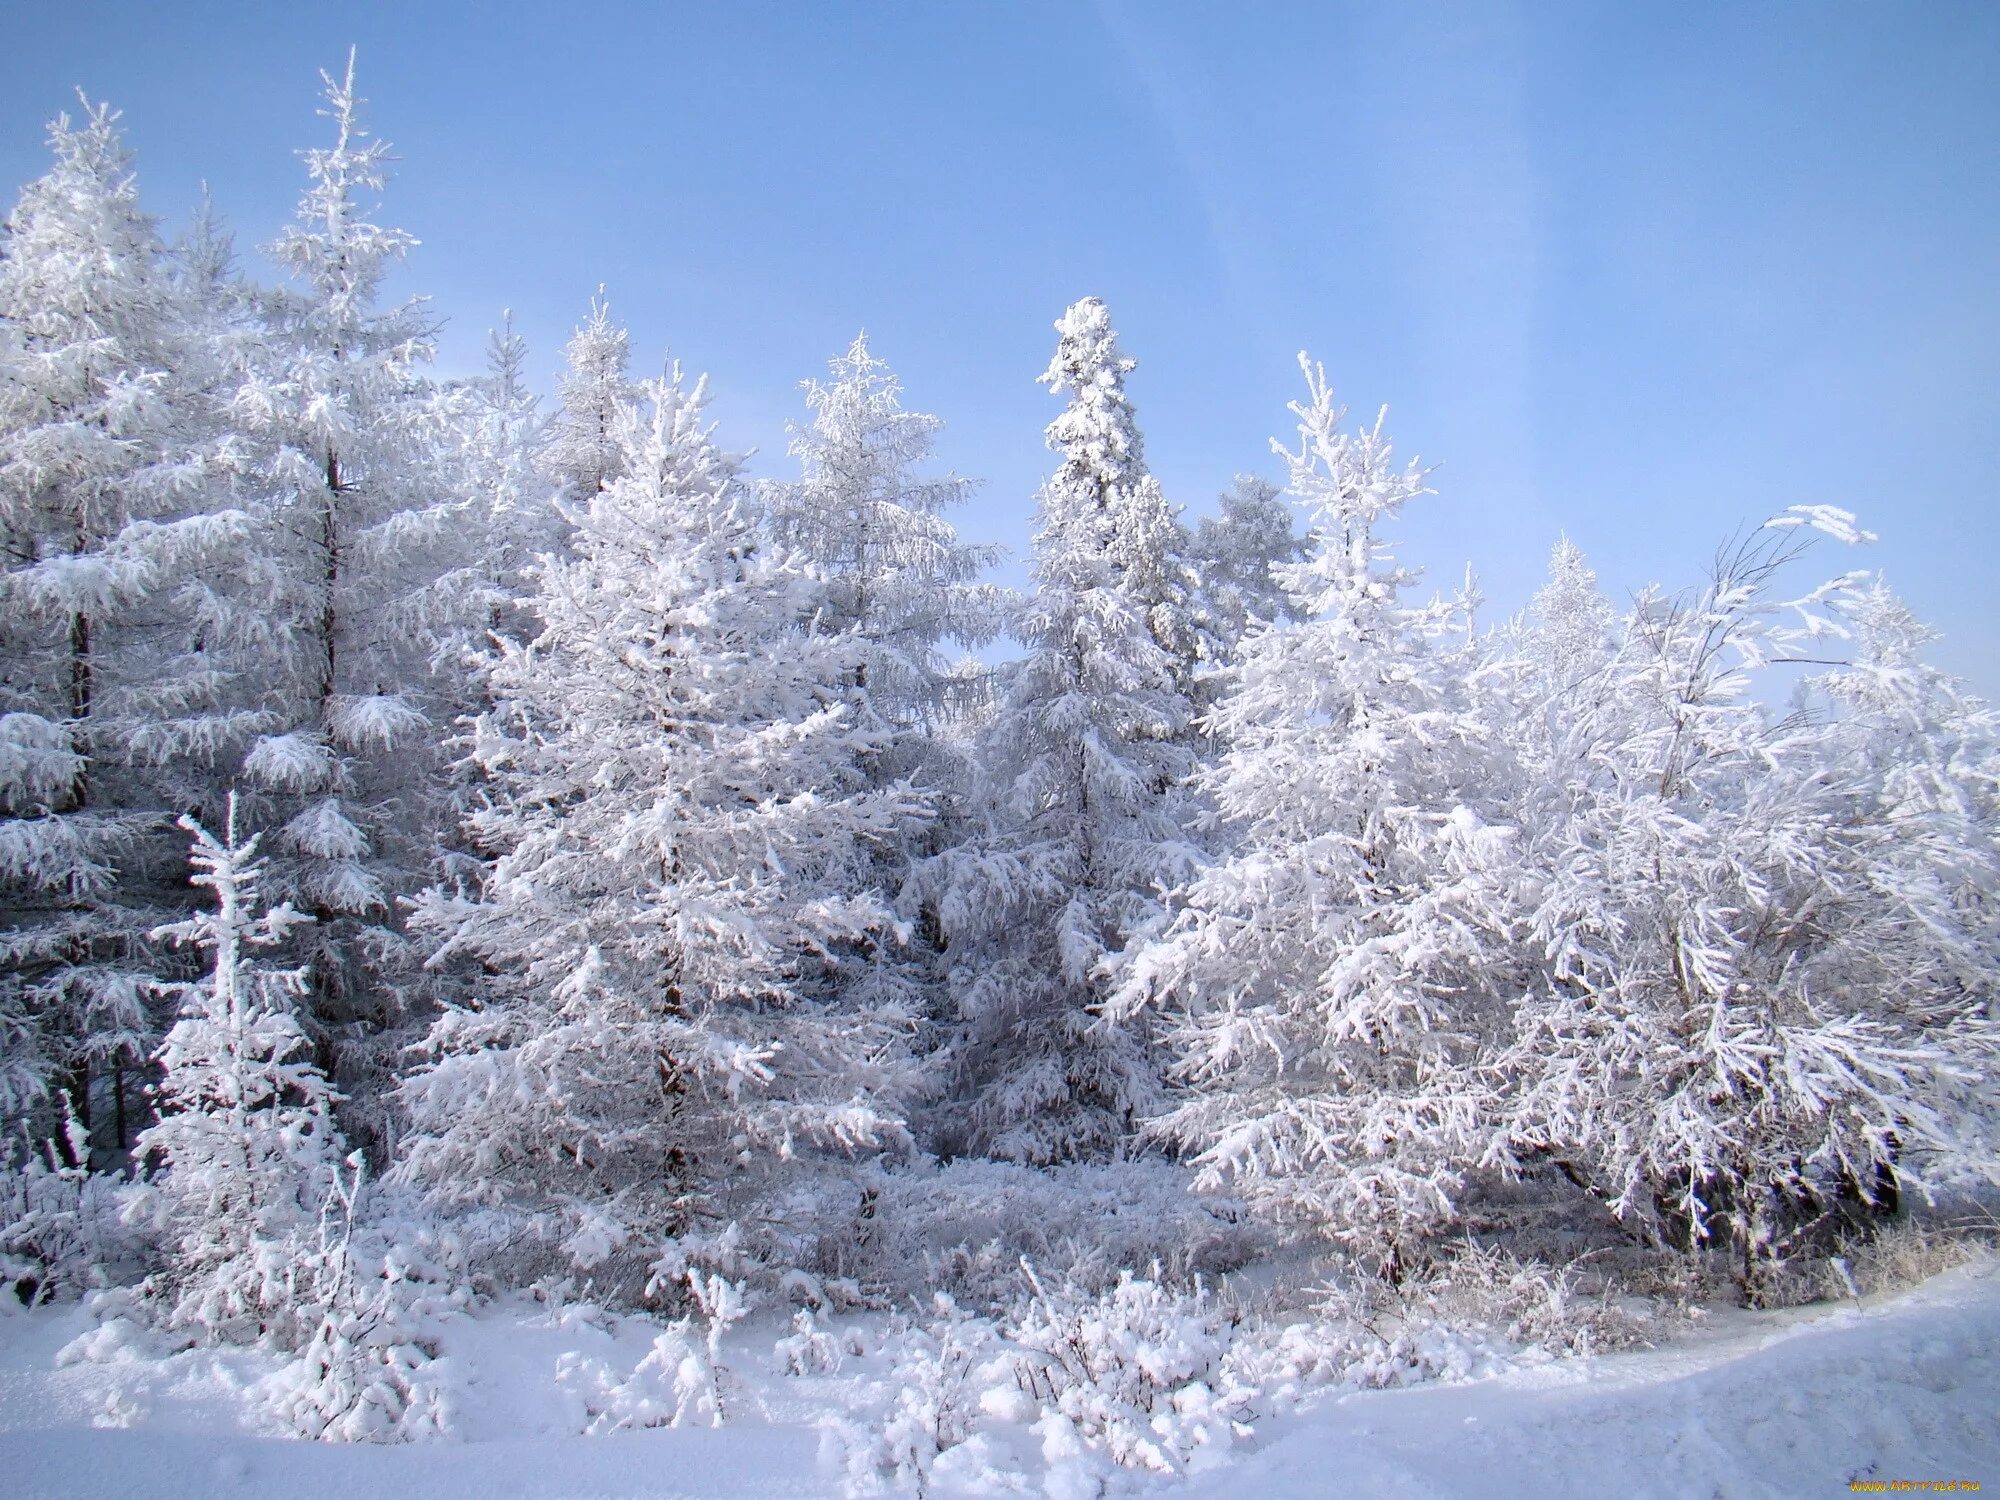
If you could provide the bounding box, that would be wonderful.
[2,59,1995,1441]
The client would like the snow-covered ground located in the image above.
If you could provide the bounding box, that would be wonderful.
[3,1262,1994,1499]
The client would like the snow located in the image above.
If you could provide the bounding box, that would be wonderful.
[1189,1263,2000,1499]
[3,1261,1995,1499]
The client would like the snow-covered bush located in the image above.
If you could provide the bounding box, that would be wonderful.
[1008,1261,1253,1478]
[1230,1265,1637,1402]
[1,1104,129,1304]
[825,1292,994,1496]
[832,1266,1255,1494]
[557,1269,749,1431]
[846,1158,1265,1307]
[773,1306,843,1376]
[1823,1213,1999,1303]
[258,1160,466,1442]
[1395,1242,1657,1357]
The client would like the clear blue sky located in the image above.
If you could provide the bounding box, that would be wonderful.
[6,3,1996,688]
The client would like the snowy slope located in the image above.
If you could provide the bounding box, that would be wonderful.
[1182,1263,1999,1500]
[3,1262,1995,1499]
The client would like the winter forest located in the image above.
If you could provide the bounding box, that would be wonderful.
[2,54,1997,1490]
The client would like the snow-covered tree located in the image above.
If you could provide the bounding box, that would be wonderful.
[224,56,477,1140]
[932,300,1201,1165]
[127,796,340,1341]
[763,335,1004,1096]
[1113,358,1510,1270]
[423,312,561,696]
[0,100,245,1166]
[1527,535,1615,692]
[539,291,635,503]
[1189,474,1308,652]
[764,332,1002,742]
[459,311,557,628]
[1039,298,1207,697]
[1495,517,2000,1299]
[396,369,923,1294]
[1483,536,1622,821]
[423,313,561,907]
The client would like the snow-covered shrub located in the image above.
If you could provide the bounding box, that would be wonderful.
[1399,1242,1657,1356]
[773,1307,843,1375]
[852,1158,1265,1307]
[1,1106,129,1304]
[835,1265,1257,1494]
[1226,1244,1662,1403]
[1007,1261,1253,1478]
[1824,1214,1999,1302]
[257,1160,467,1442]
[557,1328,720,1434]
[557,1269,749,1432]
[824,1292,995,1496]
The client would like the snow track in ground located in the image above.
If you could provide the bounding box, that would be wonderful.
[3,1262,1995,1499]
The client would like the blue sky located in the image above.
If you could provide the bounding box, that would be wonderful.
[6,2,1997,688]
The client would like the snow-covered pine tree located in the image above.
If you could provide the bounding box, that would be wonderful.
[436,312,557,647]
[933,300,1201,1165]
[1040,298,1207,699]
[763,334,1004,1098]
[0,100,246,1167]
[1112,358,1512,1271]
[1526,535,1615,693]
[1495,516,2000,1300]
[539,290,635,503]
[396,368,923,1295]
[471,311,558,610]
[1189,474,1308,653]
[223,56,476,1146]
[1491,535,1622,826]
[426,312,561,905]
[764,332,1002,743]
[128,795,340,1341]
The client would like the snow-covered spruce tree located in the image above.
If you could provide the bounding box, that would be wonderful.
[764,332,1002,743]
[1485,536,1622,840]
[1495,514,2000,1301]
[1189,473,1309,653]
[1112,358,1514,1272]
[130,798,455,1437]
[0,100,246,1167]
[224,57,477,1147]
[396,369,924,1296]
[1526,535,1615,693]
[1040,298,1207,699]
[127,796,338,1340]
[468,311,558,616]
[434,312,557,651]
[425,313,561,905]
[539,290,636,503]
[932,300,1202,1165]
[763,335,1004,1099]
